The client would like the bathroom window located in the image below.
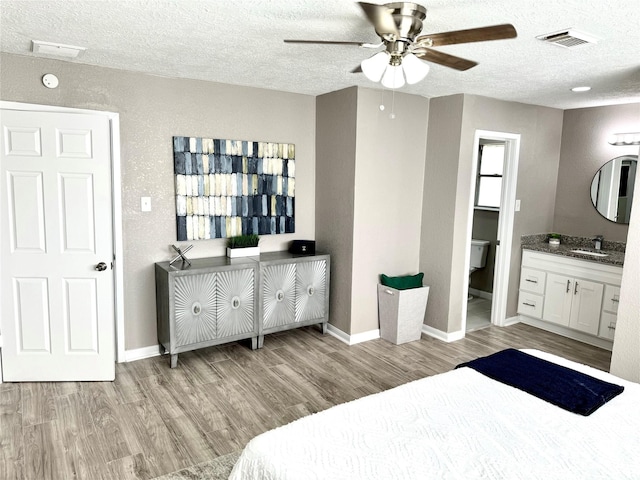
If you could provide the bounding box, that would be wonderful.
[475,143,505,209]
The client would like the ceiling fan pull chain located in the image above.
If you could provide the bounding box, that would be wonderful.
[390,88,396,120]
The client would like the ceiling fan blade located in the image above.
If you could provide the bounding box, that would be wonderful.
[414,48,478,71]
[351,65,363,73]
[416,24,517,47]
[357,2,400,39]
[284,39,366,46]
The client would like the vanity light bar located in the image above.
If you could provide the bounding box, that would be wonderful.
[608,132,640,146]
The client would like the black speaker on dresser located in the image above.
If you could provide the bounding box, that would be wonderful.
[289,240,316,255]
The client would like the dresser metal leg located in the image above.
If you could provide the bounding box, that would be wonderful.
[258,335,264,349]
[321,322,328,335]
[170,354,178,368]
[251,337,258,350]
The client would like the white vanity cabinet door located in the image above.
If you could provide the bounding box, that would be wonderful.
[568,279,604,335]
[542,273,572,327]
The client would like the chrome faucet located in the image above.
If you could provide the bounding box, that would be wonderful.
[593,235,604,251]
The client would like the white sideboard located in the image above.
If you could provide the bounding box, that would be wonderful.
[518,249,622,349]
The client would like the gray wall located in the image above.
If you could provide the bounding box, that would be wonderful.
[315,87,358,334]
[0,53,316,350]
[420,95,465,332]
[421,94,564,333]
[351,88,429,335]
[316,87,429,336]
[554,103,640,241]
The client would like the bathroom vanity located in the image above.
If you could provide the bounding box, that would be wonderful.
[518,247,623,349]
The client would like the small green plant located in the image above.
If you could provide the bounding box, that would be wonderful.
[548,233,561,240]
[226,234,259,249]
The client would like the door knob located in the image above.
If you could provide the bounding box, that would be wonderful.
[95,262,108,271]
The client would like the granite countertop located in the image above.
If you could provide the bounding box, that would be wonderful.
[521,234,625,267]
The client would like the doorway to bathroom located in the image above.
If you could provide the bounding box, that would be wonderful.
[467,140,504,331]
[463,130,521,333]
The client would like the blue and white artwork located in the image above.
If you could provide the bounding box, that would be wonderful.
[173,136,295,240]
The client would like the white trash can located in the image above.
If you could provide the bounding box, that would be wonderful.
[377,283,430,345]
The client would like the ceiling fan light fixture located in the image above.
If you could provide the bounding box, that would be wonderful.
[381,63,405,89]
[361,51,390,83]
[402,53,430,84]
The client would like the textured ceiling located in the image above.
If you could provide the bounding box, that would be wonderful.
[1,0,639,109]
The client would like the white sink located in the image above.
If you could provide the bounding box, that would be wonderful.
[570,249,609,257]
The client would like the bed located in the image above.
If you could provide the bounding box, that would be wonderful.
[228,349,640,479]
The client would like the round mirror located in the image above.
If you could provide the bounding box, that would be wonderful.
[590,155,637,224]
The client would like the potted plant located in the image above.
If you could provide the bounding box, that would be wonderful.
[226,234,260,258]
[548,233,561,246]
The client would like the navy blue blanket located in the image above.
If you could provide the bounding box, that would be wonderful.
[457,349,624,416]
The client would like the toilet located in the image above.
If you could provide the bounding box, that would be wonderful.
[469,239,490,300]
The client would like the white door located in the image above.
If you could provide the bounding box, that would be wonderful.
[1,109,115,381]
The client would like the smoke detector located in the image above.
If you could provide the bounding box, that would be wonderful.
[32,40,86,58]
[536,29,598,48]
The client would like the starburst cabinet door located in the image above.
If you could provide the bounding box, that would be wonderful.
[262,263,296,329]
[217,268,255,338]
[295,260,327,322]
[174,273,217,347]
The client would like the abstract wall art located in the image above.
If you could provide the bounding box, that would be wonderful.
[173,136,295,241]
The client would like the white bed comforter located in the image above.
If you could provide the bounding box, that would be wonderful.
[228,350,640,480]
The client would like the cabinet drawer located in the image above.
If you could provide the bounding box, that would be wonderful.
[517,291,544,319]
[519,268,546,295]
[602,285,621,314]
[599,311,617,340]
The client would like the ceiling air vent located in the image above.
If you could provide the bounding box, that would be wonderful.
[536,29,598,48]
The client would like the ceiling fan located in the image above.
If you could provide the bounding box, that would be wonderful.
[284,2,517,89]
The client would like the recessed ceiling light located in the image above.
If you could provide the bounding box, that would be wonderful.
[571,86,591,92]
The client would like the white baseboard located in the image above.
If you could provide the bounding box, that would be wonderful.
[124,344,161,362]
[126,325,381,362]
[422,324,465,342]
[327,324,380,345]
[468,288,493,300]
[502,315,521,327]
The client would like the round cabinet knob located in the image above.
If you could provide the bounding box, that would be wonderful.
[95,262,108,271]
[275,290,285,302]
[192,302,202,316]
[307,285,315,296]
[231,296,241,309]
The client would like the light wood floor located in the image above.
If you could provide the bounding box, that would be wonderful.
[0,323,611,480]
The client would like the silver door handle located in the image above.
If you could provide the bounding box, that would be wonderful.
[525,278,538,284]
[566,280,570,293]
[574,281,579,295]
[95,262,108,271]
